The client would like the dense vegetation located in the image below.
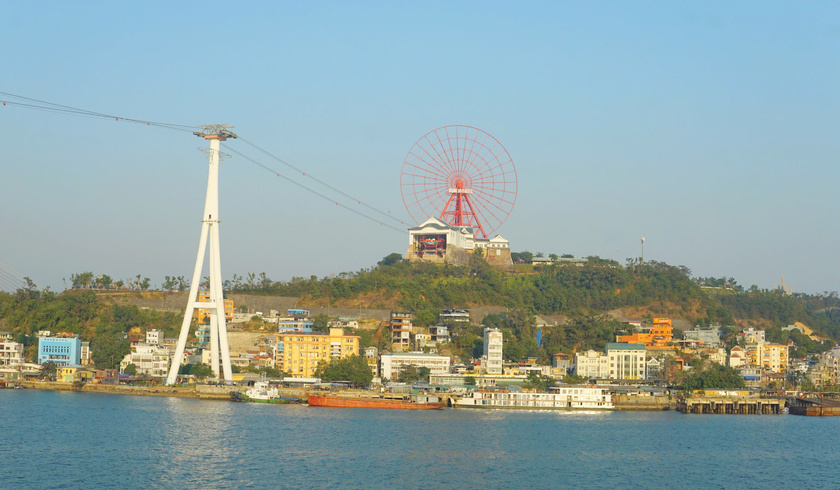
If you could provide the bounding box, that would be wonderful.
[3,253,839,371]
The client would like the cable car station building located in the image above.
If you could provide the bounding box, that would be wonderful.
[406,217,513,270]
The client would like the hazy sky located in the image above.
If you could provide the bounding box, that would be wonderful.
[1,2,838,294]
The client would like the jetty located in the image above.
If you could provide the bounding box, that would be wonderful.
[678,391,786,414]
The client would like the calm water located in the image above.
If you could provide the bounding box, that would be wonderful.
[1,390,839,489]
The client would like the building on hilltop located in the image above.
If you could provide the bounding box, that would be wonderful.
[37,336,82,366]
[406,217,513,270]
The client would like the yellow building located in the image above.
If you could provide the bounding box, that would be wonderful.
[193,291,234,323]
[277,328,360,377]
[746,342,789,373]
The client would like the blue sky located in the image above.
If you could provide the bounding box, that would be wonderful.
[1,1,838,294]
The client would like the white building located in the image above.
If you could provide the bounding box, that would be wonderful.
[575,343,647,380]
[380,352,451,380]
[120,343,171,378]
[0,339,24,367]
[146,329,164,345]
[406,217,512,269]
[483,328,503,375]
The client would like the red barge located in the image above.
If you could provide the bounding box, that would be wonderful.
[307,394,445,410]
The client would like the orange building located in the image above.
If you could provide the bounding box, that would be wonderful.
[193,291,234,323]
[617,318,674,348]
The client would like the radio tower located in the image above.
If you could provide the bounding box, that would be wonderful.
[167,125,236,385]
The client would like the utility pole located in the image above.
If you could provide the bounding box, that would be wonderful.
[167,125,236,385]
[641,237,645,263]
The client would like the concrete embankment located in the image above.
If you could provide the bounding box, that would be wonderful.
[613,394,675,411]
[19,381,310,401]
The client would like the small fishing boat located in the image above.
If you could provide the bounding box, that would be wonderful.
[230,381,303,404]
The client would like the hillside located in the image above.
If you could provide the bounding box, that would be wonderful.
[2,254,839,368]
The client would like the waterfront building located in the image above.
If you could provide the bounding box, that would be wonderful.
[56,365,94,383]
[0,339,24,367]
[80,341,92,366]
[606,343,647,380]
[380,352,451,380]
[119,343,171,378]
[483,327,503,375]
[276,328,360,377]
[552,352,573,375]
[37,336,82,366]
[574,343,647,380]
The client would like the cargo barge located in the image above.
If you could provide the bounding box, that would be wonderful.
[307,393,445,410]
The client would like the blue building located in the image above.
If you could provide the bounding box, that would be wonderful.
[37,336,82,365]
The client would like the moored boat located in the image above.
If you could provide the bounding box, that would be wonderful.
[230,381,303,404]
[452,386,614,410]
[307,393,445,410]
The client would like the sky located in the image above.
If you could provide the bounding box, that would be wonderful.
[1,1,838,294]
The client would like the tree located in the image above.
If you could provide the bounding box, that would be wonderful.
[397,364,423,383]
[123,363,137,375]
[92,338,130,370]
[40,361,57,381]
[523,371,554,391]
[179,363,215,380]
[378,253,403,267]
[313,313,330,333]
[315,356,373,387]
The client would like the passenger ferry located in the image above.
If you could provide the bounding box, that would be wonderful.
[452,386,614,410]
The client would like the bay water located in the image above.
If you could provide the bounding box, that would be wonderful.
[1,390,838,488]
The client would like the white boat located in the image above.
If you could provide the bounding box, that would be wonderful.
[230,381,302,404]
[452,386,614,410]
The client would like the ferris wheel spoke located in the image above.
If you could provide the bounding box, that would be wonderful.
[430,131,459,177]
[423,134,455,178]
[469,189,513,222]
[410,145,451,179]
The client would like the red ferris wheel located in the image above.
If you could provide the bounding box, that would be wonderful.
[400,125,518,239]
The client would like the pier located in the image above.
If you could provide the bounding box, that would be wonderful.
[678,395,786,414]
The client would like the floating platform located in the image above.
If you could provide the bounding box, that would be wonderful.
[678,396,786,414]
[788,397,840,416]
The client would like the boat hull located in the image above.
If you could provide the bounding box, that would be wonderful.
[307,394,444,410]
[230,391,302,404]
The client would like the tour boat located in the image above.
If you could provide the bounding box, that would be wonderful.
[307,393,445,410]
[452,387,614,410]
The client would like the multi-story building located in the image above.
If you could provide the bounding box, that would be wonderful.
[80,341,91,366]
[616,318,674,348]
[276,328,360,377]
[483,327,503,375]
[364,346,380,378]
[606,343,647,380]
[439,309,470,324]
[683,326,721,346]
[120,343,171,378]
[193,291,234,323]
[146,329,164,345]
[737,328,765,344]
[0,339,24,367]
[389,311,414,352]
[429,325,450,343]
[729,346,748,368]
[575,350,609,378]
[575,343,647,380]
[380,352,451,380]
[745,342,789,373]
[38,336,82,366]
